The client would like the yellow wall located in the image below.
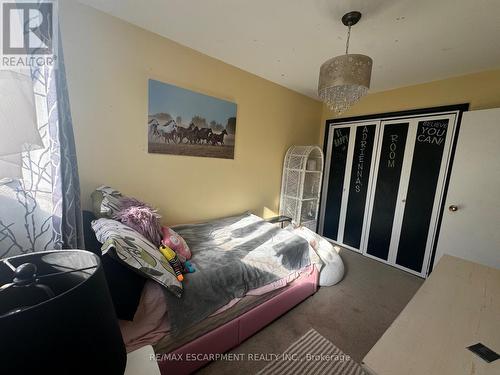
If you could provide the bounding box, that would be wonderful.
[60,0,500,226]
[320,68,500,143]
[60,1,322,225]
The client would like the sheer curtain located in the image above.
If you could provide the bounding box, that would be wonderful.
[0,40,84,257]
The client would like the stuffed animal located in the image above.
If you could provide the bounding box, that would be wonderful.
[159,245,184,281]
[183,260,196,274]
[161,226,191,261]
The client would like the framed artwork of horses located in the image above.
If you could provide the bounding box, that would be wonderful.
[148,79,237,159]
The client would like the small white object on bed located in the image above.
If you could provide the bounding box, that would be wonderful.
[287,225,344,286]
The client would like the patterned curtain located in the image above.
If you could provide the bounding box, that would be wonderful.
[0,41,84,258]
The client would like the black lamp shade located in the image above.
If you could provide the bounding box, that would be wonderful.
[0,250,126,374]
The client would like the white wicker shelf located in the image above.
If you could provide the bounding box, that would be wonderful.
[283,195,319,201]
[286,168,322,173]
[279,145,324,232]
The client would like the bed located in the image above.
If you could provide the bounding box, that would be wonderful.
[156,268,318,374]
[84,211,320,375]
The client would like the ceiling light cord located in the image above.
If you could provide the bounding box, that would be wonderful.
[345,24,351,55]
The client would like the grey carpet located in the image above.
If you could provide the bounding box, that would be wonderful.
[197,248,423,374]
[257,329,366,375]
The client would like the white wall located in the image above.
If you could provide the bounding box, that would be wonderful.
[434,108,500,269]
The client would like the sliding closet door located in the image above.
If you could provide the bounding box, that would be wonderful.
[320,110,460,277]
[364,121,409,261]
[322,126,351,241]
[395,115,456,273]
[320,122,378,250]
[363,114,457,275]
[342,124,377,249]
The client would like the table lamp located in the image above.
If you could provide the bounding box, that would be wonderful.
[0,250,127,374]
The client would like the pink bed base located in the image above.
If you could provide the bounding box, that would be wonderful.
[157,267,319,375]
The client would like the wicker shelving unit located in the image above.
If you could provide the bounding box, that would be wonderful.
[279,145,324,231]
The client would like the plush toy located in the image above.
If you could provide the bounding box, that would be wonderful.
[114,198,162,245]
[159,245,184,281]
[183,260,196,274]
[161,226,191,261]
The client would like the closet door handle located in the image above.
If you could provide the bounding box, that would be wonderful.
[448,205,459,212]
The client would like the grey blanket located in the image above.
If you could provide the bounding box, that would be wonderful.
[163,213,310,334]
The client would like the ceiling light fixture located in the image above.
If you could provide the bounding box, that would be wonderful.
[318,11,373,114]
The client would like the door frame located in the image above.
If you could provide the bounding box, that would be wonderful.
[320,104,469,277]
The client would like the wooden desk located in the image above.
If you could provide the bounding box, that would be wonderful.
[363,255,500,375]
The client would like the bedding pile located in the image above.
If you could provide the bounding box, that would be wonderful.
[287,225,344,286]
[163,212,311,333]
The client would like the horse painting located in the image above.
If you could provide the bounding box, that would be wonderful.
[148,79,237,159]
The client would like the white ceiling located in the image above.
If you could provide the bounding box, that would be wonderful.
[78,0,500,99]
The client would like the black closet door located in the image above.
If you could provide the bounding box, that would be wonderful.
[323,127,350,240]
[396,119,449,272]
[343,124,376,248]
[367,123,408,261]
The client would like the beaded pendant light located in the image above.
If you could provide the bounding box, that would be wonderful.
[318,11,373,114]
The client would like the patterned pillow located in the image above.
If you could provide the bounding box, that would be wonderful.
[92,218,182,298]
[91,185,124,218]
[161,226,191,262]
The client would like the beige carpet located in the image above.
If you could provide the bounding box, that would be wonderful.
[257,329,366,375]
[198,248,423,374]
